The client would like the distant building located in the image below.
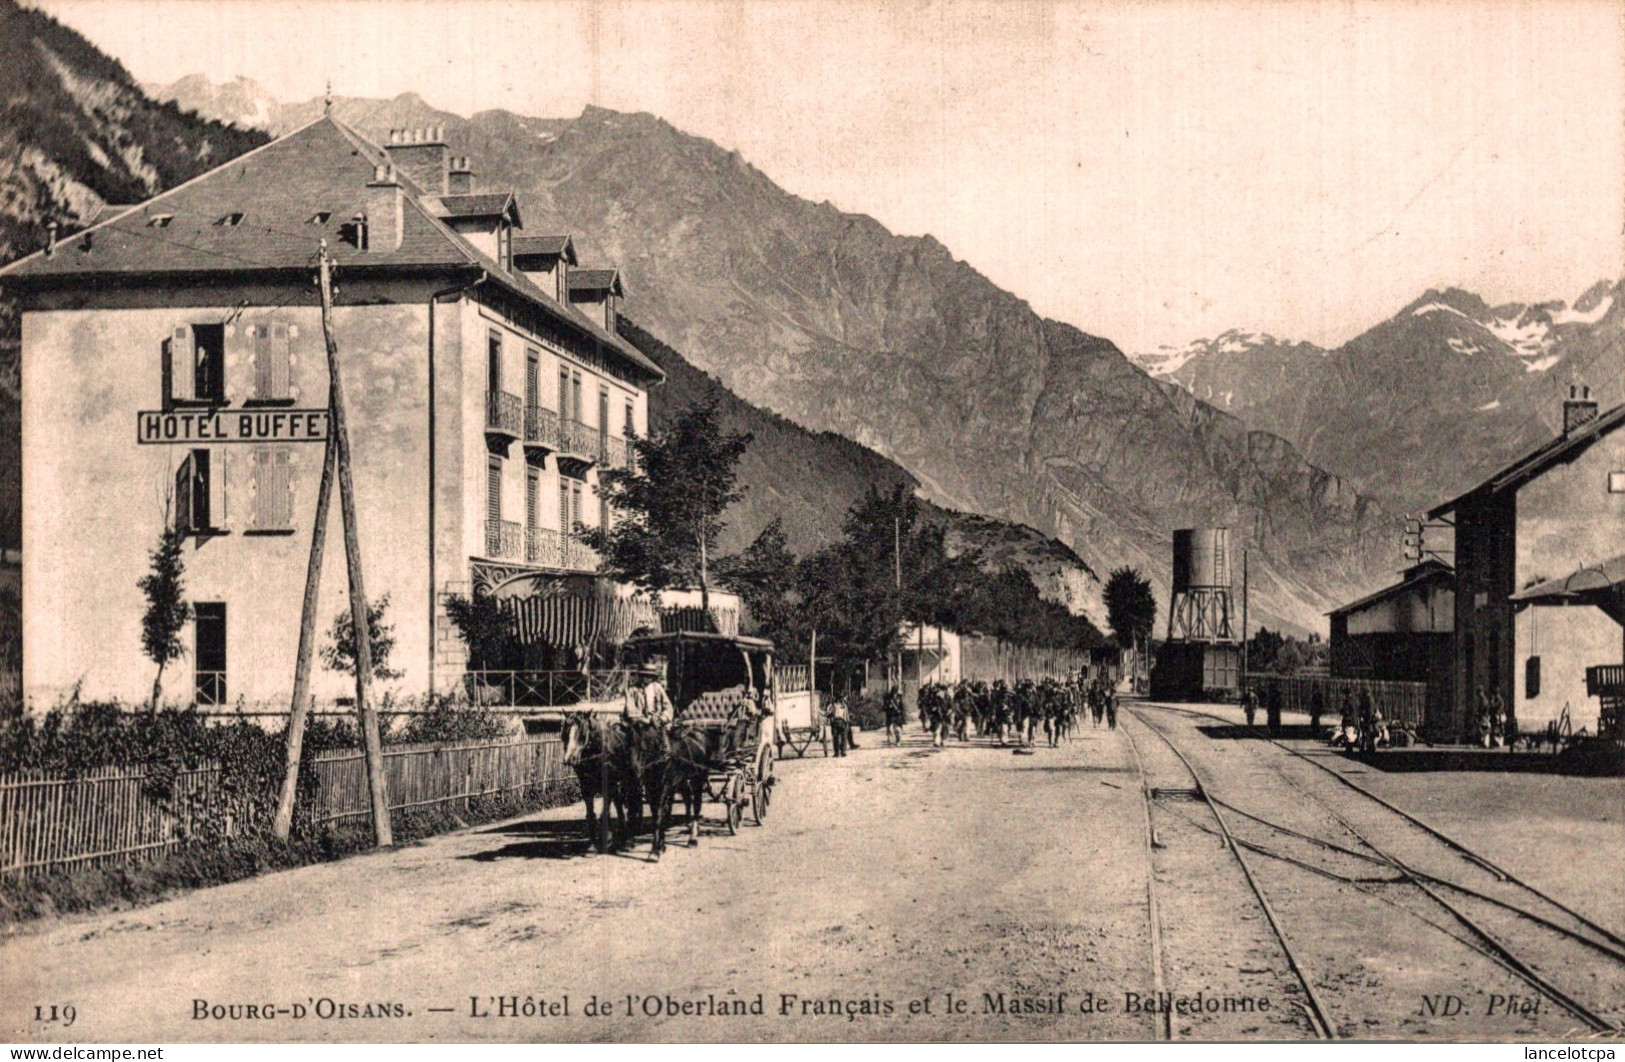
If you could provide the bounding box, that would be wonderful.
[1426,392,1625,739]
[0,117,668,707]
[1327,559,1454,732]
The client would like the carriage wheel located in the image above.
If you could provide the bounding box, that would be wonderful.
[725,774,743,835]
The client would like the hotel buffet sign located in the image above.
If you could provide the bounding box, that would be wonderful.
[137,409,330,444]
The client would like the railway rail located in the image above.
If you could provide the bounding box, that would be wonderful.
[1128,702,1625,1037]
[1121,711,1336,1040]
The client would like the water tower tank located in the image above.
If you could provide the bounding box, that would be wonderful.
[1171,528,1230,591]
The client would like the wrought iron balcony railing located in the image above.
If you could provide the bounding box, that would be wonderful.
[484,518,522,559]
[555,417,598,462]
[524,526,599,572]
[485,391,522,440]
[600,433,629,470]
[524,405,559,452]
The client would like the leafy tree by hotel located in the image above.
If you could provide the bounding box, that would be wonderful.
[137,524,191,709]
[320,594,403,681]
[582,395,752,616]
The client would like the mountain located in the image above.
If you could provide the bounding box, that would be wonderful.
[1147,281,1625,515]
[619,320,1102,615]
[150,78,1393,633]
[0,3,269,552]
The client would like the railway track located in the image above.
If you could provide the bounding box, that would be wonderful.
[1121,711,1336,1040]
[1128,703,1625,1038]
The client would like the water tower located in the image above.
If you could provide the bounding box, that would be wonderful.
[1151,527,1242,700]
[1169,528,1235,641]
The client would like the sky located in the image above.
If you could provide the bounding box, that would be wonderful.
[36,0,1625,353]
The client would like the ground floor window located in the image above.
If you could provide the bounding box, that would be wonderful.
[195,602,227,705]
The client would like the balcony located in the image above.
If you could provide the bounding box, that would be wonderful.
[524,526,599,572]
[484,518,522,560]
[524,405,558,454]
[554,417,599,463]
[485,391,522,441]
[600,433,630,471]
[1586,664,1624,698]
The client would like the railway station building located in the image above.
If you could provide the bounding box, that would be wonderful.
[1426,393,1625,740]
[1,117,669,709]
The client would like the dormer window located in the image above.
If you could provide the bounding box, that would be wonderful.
[307,211,332,225]
[147,214,174,228]
[214,212,245,228]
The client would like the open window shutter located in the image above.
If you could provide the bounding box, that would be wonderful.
[174,453,194,531]
[169,327,195,402]
[210,450,231,531]
[246,449,263,531]
[224,324,249,404]
[250,325,268,400]
[287,449,303,526]
[271,323,292,400]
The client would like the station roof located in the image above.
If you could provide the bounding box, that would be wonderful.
[1427,403,1625,519]
[1328,559,1454,618]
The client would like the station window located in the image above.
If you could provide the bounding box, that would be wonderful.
[249,448,294,532]
[194,603,227,706]
[174,450,212,534]
[167,324,225,405]
[248,323,295,403]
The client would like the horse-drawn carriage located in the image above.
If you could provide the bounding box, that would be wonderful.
[561,631,783,858]
[620,630,779,835]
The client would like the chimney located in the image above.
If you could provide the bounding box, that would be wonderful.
[383,126,450,194]
[44,219,58,257]
[1563,385,1599,436]
[362,162,404,252]
[448,156,475,195]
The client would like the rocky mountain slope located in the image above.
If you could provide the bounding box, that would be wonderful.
[150,77,1395,633]
[620,320,1102,615]
[0,3,268,552]
[1140,282,1625,515]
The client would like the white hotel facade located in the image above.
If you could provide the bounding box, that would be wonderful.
[2,117,668,708]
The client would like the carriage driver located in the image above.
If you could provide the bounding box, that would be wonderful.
[625,655,675,725]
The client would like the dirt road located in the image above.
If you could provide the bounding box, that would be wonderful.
[3,724,1161,1043]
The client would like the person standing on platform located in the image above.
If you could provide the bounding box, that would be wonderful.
[1266,683,1282,738]
[1242,685,1257,728]
[828,695,850,757]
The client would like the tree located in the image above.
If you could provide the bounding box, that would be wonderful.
[137,524,192,710]
[320,593,403,681]
[1103,566,1157,649]
[581,395,751,616]
[714,518,800,643]
[443,592,518,672]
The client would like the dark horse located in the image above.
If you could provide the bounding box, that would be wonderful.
[625,709,757,862]
[560,712,640,853]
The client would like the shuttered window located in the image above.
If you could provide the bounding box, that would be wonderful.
[624,399,635,437]
[487,458,502,522]
[175,450,212,533]
[250,448,293,531]
[250,323,294,402]
[526,467,539,530]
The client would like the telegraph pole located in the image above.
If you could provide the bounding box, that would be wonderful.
[272,421,337,840]
[1241,548,1250,698]
[318,242,392,847]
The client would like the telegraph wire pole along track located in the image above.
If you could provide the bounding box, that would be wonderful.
[1127,702,1625,1036]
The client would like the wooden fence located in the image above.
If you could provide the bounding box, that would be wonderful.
[1244,673,1430,729]
[0,737,568,879]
